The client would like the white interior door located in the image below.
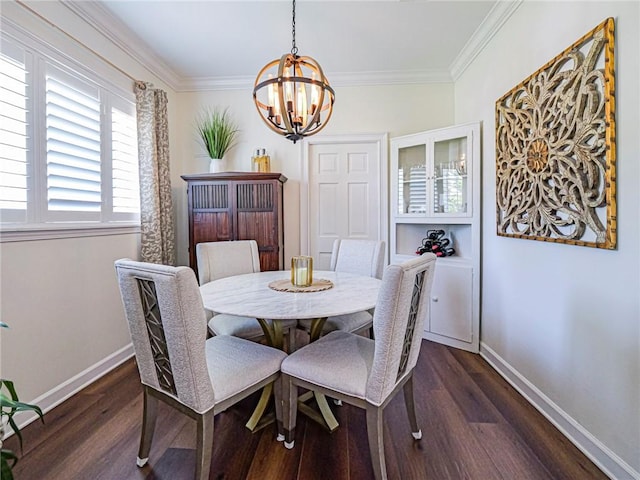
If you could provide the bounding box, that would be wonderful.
[305,137,387,270]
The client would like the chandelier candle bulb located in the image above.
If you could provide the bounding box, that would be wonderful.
[291,256,313,287]
[274,89,281,119]
[268,76,275,106]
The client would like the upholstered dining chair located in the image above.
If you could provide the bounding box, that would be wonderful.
[281,254,437,480]
[299,239,386,337]
[196,240,297,349]
[114,259,287,480]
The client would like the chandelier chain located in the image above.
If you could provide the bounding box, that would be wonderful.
[291,0,298,55]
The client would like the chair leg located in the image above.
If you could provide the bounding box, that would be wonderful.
[273,377,285,442]
[195,410,215,480]
[282,374,297,449]
[403,375,422,440]
[367,308,375,340]
[365,404,387,480]
[137,387,158,467]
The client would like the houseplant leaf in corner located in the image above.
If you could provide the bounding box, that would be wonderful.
[196,107,239,172]
[0,324,44,480]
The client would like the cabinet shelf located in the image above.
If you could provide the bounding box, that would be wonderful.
[394,253,472,265]
[433,174,468,180]
[393,217,473,225]
[390,122,480,353]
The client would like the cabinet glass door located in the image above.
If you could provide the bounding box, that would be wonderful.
[432,136,468,215]
[397,144,427,215]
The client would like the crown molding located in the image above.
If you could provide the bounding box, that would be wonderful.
[449,0,523,81]
[61,0,182,90]
[178,69,452,92]
[178,75,256,92]
[327,69,452,88]
[57,0,514,92]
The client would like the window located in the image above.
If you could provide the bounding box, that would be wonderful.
[0,40,29,224]
[0,31,139,237]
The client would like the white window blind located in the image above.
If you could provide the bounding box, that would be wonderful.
[0,26,139,235]
[111,106,139,215]
[45,67,102,217]
[0,40,29,223]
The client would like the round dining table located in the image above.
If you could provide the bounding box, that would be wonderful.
[199,269,382,431]
[199,269,381,347]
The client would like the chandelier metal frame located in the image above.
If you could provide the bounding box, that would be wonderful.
[253,0,335,143]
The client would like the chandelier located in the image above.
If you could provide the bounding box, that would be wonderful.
[253,0,335,144]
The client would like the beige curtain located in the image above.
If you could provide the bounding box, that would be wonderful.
[135,81,176,265]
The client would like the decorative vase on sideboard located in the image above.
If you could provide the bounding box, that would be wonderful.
[209,158,225,173]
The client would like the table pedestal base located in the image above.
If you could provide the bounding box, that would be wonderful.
[245,383,274,432]
[244,316,340,433]
[297,391,339,432]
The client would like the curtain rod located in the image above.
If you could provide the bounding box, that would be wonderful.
[15,0,144,88]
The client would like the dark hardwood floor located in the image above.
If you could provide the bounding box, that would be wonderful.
[8,340,608,479]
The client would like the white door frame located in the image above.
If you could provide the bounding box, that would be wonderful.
[300,133,389,259]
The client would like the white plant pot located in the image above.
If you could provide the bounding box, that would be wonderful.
[209,158,225,173]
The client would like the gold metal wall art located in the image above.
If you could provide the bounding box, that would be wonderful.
[495,18,616,249]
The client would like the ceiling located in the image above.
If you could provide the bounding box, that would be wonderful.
[70,1,516,91]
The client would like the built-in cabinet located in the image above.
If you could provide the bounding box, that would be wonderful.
[181,172,287,279]
[390,123,480,353]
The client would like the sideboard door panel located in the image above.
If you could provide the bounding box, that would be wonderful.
[193,212,232,242]
[235,180,281,272]
[182,173,287,279]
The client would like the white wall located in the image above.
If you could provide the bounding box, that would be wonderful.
[173,83,454,266]
[0,1,179,412]
[454,2,639,477]
[0,235,139,401]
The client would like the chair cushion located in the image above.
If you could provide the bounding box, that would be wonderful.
[323,311,372,333]
[209,314,265,338]
[298,311,372,334]
[281,331,374,400]
[209,314,297,339]
[206,335,287,404]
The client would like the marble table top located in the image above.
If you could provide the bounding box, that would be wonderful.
[199,270,381,320]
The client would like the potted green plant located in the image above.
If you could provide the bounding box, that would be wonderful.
[196,107,239,173]
[1,322,44,480]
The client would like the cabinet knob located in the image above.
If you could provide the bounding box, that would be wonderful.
[431,296,438,302]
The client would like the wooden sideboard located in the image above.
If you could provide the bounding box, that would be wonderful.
[181,172,287,277]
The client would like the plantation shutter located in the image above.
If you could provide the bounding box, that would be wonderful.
[111,104,139,216]
[45,64,101,220]
[0,39,30,223]
[1,27,140,234]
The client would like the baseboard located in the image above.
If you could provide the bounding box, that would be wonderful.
[480,342,639,480]
[423,331,479,354]
[4,343,134,437]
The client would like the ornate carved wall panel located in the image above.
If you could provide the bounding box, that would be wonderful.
[495,18,616,249]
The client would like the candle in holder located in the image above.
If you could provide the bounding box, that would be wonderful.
[291,256,313,287]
